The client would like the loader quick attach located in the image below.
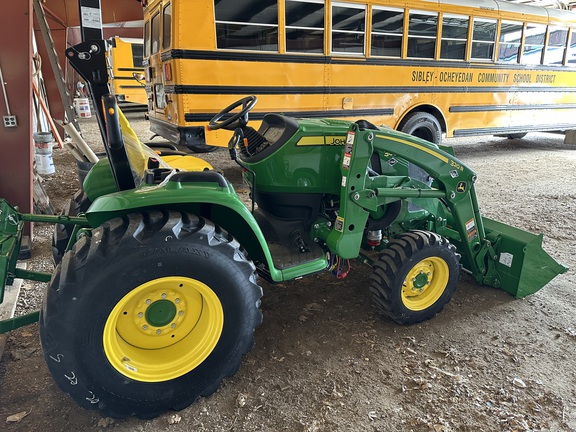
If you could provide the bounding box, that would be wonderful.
[0,38,567,419]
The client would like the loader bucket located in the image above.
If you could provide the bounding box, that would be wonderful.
[483,217,567,298]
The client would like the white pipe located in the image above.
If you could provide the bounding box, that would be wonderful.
[64,142,88,162]
[56,119,99,163]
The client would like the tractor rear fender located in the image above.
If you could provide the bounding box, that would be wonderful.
[84,174,283,282]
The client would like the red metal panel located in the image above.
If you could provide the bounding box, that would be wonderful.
[0,0,33,232]
[0,0,143,236]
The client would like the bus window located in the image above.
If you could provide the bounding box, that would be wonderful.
[331,2,366,55]
[143,21,150,58]
[440,14,469,60]
[471,18,496,61]
[285,0,324,54]
[132,43,144,67]
[407,10,438,59]
[214,0,278,51]
[522,23,546,65]
[151,12,161,54]
[545,26,568,66]
[568,29,576,67]
[371,7,404,57]
[498,21,523,63]
[162,3,172,50]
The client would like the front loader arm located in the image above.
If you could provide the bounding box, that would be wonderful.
[321,123,484,269]
[320,123,566,297]
[368,127,486,275]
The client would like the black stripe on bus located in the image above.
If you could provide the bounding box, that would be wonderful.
[117,67,145,72]
[161,49,574,72]
[453,124,575,136]
[119,85,147,89]
[184,108,394,123]
[114,76,140,81]
[450,104,576,112]
[166,84,576,95]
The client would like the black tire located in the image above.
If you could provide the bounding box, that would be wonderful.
[399,112,442,144]
[505,133,527,140]
[494,132,527,139]
[40,210,262,418]
[52,189,92,264]
[370,230,460,325]
[186,143,219,153]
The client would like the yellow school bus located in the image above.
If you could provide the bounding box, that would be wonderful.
[107,36,148,108]
[141,0,576,152]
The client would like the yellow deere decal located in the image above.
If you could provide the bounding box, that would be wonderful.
[296,136,325,146]
[377,134,449,163]
[296,136,347,146]
[326,136,347,146]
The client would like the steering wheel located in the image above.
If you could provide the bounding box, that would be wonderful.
[208,96,257,131]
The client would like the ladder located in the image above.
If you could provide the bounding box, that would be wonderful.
[32,0,81,133]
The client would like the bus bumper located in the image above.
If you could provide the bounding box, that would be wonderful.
[149,118,220,152]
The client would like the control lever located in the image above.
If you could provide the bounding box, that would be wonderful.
[228,128,244,160]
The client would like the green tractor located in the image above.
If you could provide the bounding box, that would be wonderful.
[0,39,566,418]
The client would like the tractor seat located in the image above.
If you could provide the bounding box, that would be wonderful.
[118,109,212,183]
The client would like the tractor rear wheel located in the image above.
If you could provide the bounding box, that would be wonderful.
[40,210,262,418]
[52,189,91,264]
[370,230,460,325]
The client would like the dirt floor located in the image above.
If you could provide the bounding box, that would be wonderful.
[1,112,575,431]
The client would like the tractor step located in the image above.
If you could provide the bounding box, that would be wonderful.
[253,209,324,270]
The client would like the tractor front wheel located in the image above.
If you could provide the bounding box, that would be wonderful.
[40,210,262,418]
[370,231,460,325]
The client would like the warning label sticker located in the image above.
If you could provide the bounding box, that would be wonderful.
[499,252,514,268]
[466,218,477,241]
[335,216,344,232]
[344,132,355,155]
[342,154,351,170]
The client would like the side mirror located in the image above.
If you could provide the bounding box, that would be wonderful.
[132,73,146,86]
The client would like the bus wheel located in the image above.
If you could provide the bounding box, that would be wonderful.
[187,143,219,153]
[505,133,527,139]
[40,210,263,419]
[399,112,442,144]
[369,231,460,325]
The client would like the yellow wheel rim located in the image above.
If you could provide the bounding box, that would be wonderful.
[401,257,449,311]
[103,276,223,382]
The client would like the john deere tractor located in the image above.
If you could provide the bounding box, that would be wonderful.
[0,39,566,418]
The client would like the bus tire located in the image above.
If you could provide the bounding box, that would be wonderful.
[40,210,263,419]
[186,143,219,153]
[369,230,460,325]
[494,132,527,139]
[505,133,527,139]
[399,112,442,144]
